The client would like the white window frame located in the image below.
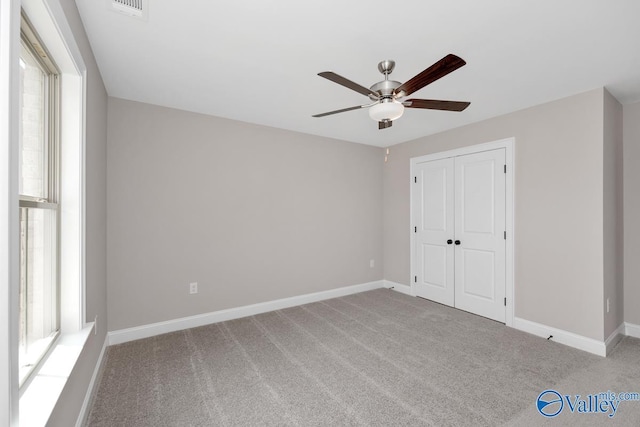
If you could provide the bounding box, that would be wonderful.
[2,0,90,425]
[18,12,62,388]
[1,0,23,425]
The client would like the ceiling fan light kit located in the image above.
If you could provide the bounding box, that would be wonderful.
[369,99,404,122]
[313,54,470,130]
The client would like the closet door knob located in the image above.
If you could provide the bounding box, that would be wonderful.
[454,240,461,245]
[447,239,453,244]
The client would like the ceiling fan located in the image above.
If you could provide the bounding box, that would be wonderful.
[312,54,470,129]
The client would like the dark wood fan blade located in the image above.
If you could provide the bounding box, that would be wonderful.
[395,54,466,97]
[312,105,367,117]
[404,99,470,112]
[318,72,379,98]
[378,120,393,130]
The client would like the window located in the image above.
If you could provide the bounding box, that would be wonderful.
[18,14,60,387]
[5,1,88,423]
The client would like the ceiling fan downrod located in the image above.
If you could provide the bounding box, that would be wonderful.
[378,60,395,79]
[368,61,402,102]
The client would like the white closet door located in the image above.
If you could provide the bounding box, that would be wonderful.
[454,149,506,322]
[413,157,455,306]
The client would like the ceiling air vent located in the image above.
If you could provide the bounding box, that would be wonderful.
[109,0,148,21]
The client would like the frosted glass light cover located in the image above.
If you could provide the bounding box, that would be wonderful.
[369,100,404,121]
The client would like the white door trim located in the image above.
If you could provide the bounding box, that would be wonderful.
[410,137,515,327]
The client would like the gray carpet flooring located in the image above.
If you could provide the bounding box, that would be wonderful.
[86,289,640,426]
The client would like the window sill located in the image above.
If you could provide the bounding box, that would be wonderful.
[19,323,94,427]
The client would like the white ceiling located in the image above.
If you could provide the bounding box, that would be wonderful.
[75,0,640,147]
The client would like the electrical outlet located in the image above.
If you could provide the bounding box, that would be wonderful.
[190,282,198,294]
[370,259,375,268]
[606,298,610,313]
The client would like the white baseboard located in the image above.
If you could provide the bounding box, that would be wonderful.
[382,280,415,297]
[625,322,640,339]
[108,280,384,346]
[75,335,108,427]
[513,317,606,357]
[605,323,626,355]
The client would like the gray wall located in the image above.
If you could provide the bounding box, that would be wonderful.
[47,0,108,425]
[107,98,383,331]
[624,102,640,326]
[603,89,624,338]
[383,89,606,341]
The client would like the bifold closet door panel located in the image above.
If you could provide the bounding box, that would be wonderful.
[412,157,455,306]
[454,149,506,322]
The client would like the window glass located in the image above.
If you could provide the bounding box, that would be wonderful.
[19,207,58,385]
[19,41,48,200]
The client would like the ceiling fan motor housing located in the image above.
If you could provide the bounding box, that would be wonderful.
[368,80,402,101]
